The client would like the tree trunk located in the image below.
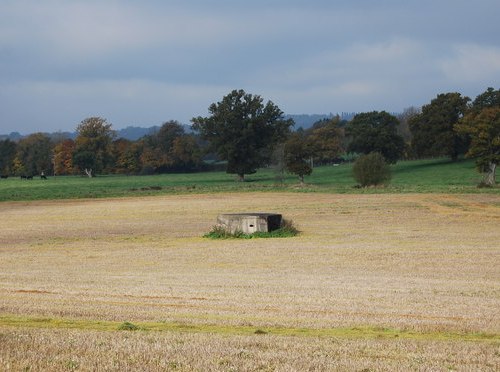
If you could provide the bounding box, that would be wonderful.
[237,174,245,182]
[484,162,497,186]
[299,174,304,185]
[84,168,93,178]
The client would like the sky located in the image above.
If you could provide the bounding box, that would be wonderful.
[1,0,500,134]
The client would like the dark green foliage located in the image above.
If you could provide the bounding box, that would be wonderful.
[73,117,115,176]
[346,111,405,164]
[409,92,470,161]
[284,132,313,184]
[16,133,52,175]
[192,89,293,181]
[471,87,500,112]
[307,117,345,165]
[353,152,391,187]
[156,120,185,153]
[0,139,17,175]
[72,151,97,176]
[456,87,500,185]
[456,107,500,185]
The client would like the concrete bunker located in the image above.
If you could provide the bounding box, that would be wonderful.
[217,213,282,234]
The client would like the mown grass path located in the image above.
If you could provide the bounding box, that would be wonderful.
[1,315,498,343]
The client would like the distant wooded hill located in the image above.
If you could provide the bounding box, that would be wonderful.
[0,126,163,142]
[0,113,359,141]
[285,113,357,129]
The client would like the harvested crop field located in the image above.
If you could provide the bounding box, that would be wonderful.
[0,193,499,370]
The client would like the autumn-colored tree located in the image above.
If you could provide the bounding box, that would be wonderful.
[169,136,202,171]
[112,139,143,174]
[53,139,76,175]
[11,156,26,176]
[139,144,162,174]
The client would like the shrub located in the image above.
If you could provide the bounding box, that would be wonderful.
[352,152,391,187]
[118,321,140,331]
[203,226,246,239]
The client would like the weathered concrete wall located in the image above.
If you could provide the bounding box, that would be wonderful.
[217,213,282,234]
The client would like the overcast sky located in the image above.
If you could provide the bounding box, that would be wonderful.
[1,0,499,134]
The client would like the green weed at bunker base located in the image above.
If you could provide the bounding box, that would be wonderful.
[204,218,299,239]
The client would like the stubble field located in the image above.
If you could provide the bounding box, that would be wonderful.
[0,192,499,370]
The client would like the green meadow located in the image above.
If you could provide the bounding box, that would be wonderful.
[0,158,496,202]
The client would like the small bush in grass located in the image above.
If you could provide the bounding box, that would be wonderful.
[118,321,140,331]
[352,152,391,187]
[204,218,299,239]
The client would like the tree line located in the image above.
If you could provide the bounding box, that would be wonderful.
[0,87,498,185]
[0,118,204,178]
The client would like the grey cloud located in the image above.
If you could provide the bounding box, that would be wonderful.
[1,0,499,133]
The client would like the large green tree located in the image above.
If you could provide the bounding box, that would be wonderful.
[409,92,470,161]
[73,117,115,177]
[455,88,500,186]
[192,89,293,181]
[16,133,53,176]
[346,111,405,164]
[307,117,345,165]
[284,132,314,184]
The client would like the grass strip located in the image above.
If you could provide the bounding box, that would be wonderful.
[0,314,498,343]
[0,159,497,202]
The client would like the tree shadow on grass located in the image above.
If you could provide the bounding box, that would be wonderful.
[393,158,466,175]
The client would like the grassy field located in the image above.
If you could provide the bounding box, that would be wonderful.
[0,158,496,202]
[0,192,499,370]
